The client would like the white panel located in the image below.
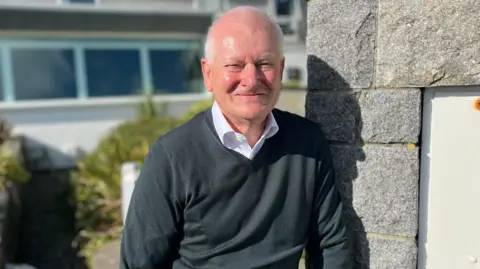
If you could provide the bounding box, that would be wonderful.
[419,88,480,269]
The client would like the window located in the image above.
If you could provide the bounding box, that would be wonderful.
[287,67,302,81]
[0,38,204,102]
[276,0,293,16]
[11,49,77,100]
[85,49,142,97]
[150,50,203,94]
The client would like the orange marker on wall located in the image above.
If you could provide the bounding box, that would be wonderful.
[475,98,480,111]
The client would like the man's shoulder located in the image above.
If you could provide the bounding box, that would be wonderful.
[154,109,209,154]
[272,108,326,138]
[146,109,210,160]
[272,109,331,162]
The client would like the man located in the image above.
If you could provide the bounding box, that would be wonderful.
[120,6,353,269]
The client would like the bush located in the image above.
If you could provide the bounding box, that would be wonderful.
[180,97,213,123]
[72,116,180,260]
[0,150,30,191]
[72,96,213,265]
[0,117,29,191]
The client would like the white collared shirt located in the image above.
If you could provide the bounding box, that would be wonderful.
[211,101,279,159]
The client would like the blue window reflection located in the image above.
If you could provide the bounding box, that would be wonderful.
[11,49,77,100]
[150,50,203,94]
[276,0,292,15]
[85,49,142,97]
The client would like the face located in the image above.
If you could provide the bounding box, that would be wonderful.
[201,23,285,122]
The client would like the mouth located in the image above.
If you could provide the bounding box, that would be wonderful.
[236,92,266,96]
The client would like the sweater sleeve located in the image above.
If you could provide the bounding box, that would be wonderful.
[305,137,354,269]
[119,141,183,269]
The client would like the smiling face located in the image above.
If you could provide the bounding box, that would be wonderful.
[201,11,285,123]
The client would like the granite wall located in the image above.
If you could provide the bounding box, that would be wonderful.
[305,0,479,268]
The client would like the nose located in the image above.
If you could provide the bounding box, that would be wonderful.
[240,63,259,90]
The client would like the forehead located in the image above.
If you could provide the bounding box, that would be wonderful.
[213,24,281,60]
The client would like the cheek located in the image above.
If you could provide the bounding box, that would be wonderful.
[215,72,240,88]
[262,70,281,86]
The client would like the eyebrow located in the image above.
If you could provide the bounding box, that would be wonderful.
[223,53,278,62]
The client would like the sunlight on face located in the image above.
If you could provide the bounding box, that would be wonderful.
[202,22,284,122]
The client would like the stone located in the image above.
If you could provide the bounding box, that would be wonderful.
[368,236,417,269]
[307,0,376,89]
[306,89,421,143]
[376,0,480,87]
[360,89,421,143]
[330,145,418,237]
[305,90,361,142]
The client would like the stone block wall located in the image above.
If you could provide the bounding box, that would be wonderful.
[305,0,479,268]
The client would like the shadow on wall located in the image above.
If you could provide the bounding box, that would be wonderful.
[305,55,369,268]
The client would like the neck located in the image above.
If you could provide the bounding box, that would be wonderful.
[224,114,268,147]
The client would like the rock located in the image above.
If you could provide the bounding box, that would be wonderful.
[376,0,480,87]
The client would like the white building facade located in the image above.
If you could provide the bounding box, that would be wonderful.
[0,0,307,168]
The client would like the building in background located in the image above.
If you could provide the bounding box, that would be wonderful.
[0,0,306,168]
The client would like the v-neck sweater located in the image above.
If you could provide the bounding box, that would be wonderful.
[120,107,353,269]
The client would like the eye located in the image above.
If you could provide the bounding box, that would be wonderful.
[257,62,273,70]
[225,64,243,72]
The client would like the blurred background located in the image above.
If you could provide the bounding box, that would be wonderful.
[0,1,308,269]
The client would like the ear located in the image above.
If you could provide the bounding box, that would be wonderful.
[201,58,213,92]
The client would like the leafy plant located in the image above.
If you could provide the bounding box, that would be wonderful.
[72,96,213,266]
[72,116,180,262]
[0,116,29,191]
[0,150,30,191]
[0,115,11,146]
[137,93,167,119]
[180,97,213,123]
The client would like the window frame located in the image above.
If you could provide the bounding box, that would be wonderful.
[0,38,206,103]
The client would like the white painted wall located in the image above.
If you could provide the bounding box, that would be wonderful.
[282,43,307,88]
[0,94,209,168]
[418,87,480,269]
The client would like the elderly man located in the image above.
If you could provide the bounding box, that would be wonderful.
[120,6,353,269]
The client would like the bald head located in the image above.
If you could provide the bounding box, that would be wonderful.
[204,6,284,62]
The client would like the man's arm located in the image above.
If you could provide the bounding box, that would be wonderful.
[119,142,183,269]
[305,138,354,269]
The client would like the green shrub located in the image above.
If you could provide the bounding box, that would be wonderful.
[0,150,30,191]
[180,97,213,123]
[0,117,30,191]
[72,115,181,261]
[72,96,212,265]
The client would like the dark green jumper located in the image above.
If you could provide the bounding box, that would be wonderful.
[120,108,353,269]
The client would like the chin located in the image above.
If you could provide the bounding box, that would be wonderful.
[237,103,270,120]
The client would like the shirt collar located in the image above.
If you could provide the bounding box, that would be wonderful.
[211,101,279,143]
